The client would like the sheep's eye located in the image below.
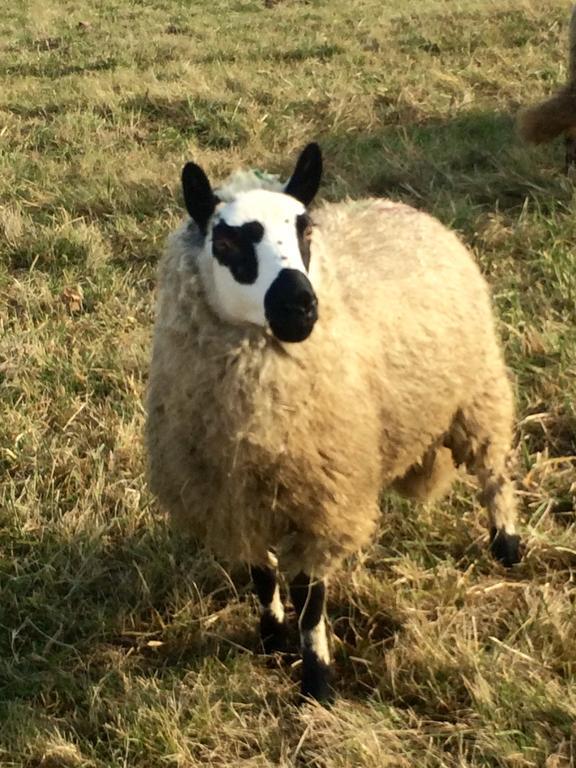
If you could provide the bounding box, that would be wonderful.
[213,237,238,258]
[211,220,261,285]
[211,220,263,266]
[242,221,264,241]
[296,213,313,271]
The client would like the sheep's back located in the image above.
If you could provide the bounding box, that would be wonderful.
[311,199,510,482]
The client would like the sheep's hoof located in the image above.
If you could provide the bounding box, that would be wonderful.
[299,651,334,705]
[259,613,289,654]
[490,527,522,567]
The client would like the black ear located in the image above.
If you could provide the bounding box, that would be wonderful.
[284,143,323,207]
[181,162,218,234]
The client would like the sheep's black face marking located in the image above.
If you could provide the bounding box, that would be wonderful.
[264,268,318,343]
[196,186,316,332]
[296,213,313,271]
[212,220,264,284]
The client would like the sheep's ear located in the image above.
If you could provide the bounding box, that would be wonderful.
[181,162,218,234]
[284,143,323,207]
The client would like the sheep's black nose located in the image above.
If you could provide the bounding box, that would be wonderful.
[264,268,319,343]
[284,289,317,316]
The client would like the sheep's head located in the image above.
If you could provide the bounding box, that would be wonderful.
[181,143,322,343]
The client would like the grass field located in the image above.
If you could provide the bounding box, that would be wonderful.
[1,0,576,764]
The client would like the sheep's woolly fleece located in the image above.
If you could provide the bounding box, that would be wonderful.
[215,168,284,199]
[146,174,515,577]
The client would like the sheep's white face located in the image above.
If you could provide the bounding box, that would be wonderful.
[182,143,323,343]
[202,190,317,342]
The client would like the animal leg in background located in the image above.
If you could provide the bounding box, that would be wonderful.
[290,572,332,702]
[565,131,576,173]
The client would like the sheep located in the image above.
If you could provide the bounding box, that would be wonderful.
[517,5,576,172]
[146,143,521,702]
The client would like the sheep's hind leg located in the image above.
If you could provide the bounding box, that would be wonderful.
[479,468,521,568]
[250,561,288,653]
[565,133,576,174]
[449,408,521,567]
[290,572,333,703]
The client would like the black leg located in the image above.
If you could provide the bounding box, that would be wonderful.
[290,572,333,703]
[250,564,288,653]
[565,135,576,174]
[490,526,521,568]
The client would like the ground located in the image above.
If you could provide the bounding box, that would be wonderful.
[1,0,576,765]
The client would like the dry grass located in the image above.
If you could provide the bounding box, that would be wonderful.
[1,0,576,765]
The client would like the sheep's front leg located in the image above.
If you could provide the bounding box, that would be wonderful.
[565,133,576,174]
[250,563,288,653]
[290,572,332,702]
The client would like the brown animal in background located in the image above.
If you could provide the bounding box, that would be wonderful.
[518,5,576,172]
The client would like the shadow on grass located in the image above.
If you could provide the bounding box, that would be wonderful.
[0,493,482,707]
[318,109,572,229]
[194,41,344,65]
[10,108,572,275]
[0,521,255,702]
[0,57,117,78]
[123,94,249,150]
[0,489,569,715]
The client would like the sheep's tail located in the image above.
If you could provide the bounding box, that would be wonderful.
[517,6,576,144]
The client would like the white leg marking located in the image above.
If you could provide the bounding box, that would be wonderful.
[302,616,330,665]
[261,584,285,623]
[266,550,279,568]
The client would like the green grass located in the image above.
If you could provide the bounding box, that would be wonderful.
[1,0,576,764]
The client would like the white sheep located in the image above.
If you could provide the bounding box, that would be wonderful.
[146,143,521,702]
